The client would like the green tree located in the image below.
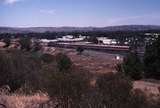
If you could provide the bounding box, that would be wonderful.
[144,36,160,79]
[55,53,72,72]
[87,36,99,44]
[76,47,84,55]
[0,49,43,92]
[96,73,133,108]
[43,66,90,108]
[117,52,143,80]
[32,39,42,52]
[40,53,54,64]
[3,38,11,48]
[19,37,31,51]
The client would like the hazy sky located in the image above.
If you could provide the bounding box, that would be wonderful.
[0,0,160,27]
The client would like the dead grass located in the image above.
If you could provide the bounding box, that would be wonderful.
[54,48,122,74]
[0,93,49,108]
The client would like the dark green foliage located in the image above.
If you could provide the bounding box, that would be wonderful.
[144,36,160,79]
[43,67,90,108]
[19,37,31,51]
[40,53,54,63]
[117,52,143,80]
[96,73,133,108]
[87,36,99,44]
[3,38,11,48]
[0,49,42,92]
[55,53,72,72]
[0,50,25,91]
[32,40,42,52]
[95,73,150,108]
[76,47,84,55]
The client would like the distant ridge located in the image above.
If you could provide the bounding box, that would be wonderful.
[0,25,160,33]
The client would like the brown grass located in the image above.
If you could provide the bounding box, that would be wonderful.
[0,93,49,108]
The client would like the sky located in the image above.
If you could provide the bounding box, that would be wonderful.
[0,0,160,27]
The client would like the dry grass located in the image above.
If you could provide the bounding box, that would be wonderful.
[133,81,160,96]
[0,93,49,108]
[53,48,123,74]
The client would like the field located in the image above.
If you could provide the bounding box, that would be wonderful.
[0,47,160,108]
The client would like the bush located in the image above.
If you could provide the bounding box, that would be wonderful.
[19,37,31,51]
[0,50,25,91]
[144,36,160,79]
[96,72,133,108]
[55,53,72,72]
[117,52,143,80]
[3,38,11,48]
[76,47,84,55]
[32,40,42,52]
[43,67,90,108]
[0,49,42,92]
[87,36,98,44]
[40,53,54,64]
[95,72,152,108]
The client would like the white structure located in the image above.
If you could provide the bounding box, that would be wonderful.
[40,35,86,43]
[40,39,58,43]
[97,37,117,45]
[57,35,86,42]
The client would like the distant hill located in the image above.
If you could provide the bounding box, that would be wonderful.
[0,25,160,33]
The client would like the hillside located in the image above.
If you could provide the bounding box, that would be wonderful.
[0,25,160,33]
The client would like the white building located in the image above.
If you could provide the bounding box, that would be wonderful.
[97,37,117,45]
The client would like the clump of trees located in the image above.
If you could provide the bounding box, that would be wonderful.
[76,47,84,55]
[55,53,72,72]
[87,36,99,44]
[0,49,42,92]
[32,39,42,52]
[144,36,160,79]
[3,38,11,48]
[40,53,55,64]
[0,48,160,108]
[117,52,143,80]
[44,69,90,108]
[95,72,148,108]
[19,37,31,51]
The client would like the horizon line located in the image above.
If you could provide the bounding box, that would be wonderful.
[1,24,160,28]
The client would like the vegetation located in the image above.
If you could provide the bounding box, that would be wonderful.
[117,52,143,80]
[87,36,99,44]
[1,31,160,107]
[44,68,90,108]
[19,37,31,51]
[0,47,160,108]
[40,53,55,63]
[32,39,42,52]
[0,50,41,92]
[95,73,147,108]
[3,38,11,48]
[55,53,72,72]
[76,47,84,54]
[144,36,160,79]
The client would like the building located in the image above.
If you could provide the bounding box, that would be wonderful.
[97,37,117,45]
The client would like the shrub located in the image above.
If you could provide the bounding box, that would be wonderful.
[87,36,98,44]
[130,89,148,108]
[117,52,143,80]
[32,40,42,52]
[55,53,72,72]
[0,50,26,91]
[43,68,90,108]
[0,49,42,92]
[96,72,133,108]
[19,37,31,51]
[144,36,160,79]
[40,53,54,64]
[3,38,11,48]
[76,47,84,55]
